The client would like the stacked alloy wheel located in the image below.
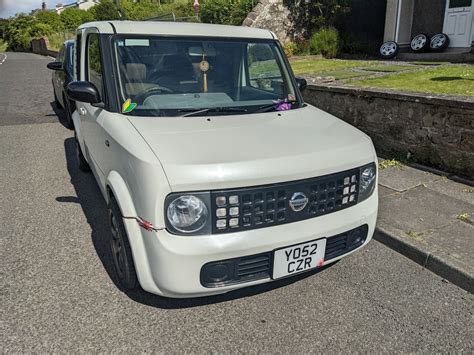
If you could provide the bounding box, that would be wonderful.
[379,33,450,59]
[410,33,430,52]
[379,41,399,59]
[430,33,449,52]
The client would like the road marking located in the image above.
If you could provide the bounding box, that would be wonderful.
[0,53,7,65]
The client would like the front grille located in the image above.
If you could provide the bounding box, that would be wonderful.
[211,168,360,234]
[200,225,368,288]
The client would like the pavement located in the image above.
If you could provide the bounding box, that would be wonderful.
[1,52,473,352]
[376,161,474,293]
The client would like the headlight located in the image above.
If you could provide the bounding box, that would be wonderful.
[165,193,211,234]
[358,163,377,202]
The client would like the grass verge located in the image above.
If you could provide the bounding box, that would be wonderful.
[347,65,474,97]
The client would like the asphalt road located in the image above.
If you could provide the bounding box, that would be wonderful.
[1,52,473,352]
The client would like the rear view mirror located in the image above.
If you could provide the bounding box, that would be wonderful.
[66,81,101,104]
[47,61,64,71]
[296,77,307,92]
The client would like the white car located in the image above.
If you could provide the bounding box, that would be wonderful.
[66,21,378,298]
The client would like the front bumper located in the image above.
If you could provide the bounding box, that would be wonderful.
[124,190,378,298]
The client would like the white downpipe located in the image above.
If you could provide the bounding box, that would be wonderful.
[395,0,402,43]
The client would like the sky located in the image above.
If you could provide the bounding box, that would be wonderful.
[0,0,62,18]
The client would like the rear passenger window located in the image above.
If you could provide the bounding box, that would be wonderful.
[87,34,103,98]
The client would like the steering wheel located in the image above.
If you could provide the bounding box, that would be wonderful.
[134,86,174,104]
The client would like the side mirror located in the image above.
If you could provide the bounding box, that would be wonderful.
[47,61,64,71]
[66,81,101,104]
[296,77,307,92]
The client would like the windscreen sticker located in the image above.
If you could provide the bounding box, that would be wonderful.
[122,98,137,113]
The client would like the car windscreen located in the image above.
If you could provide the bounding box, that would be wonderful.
[113,36,299,117]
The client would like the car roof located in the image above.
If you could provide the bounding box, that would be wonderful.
[78,21,276,40]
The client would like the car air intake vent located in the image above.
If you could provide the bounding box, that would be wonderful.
[211,168,360,234]
[325,224,368,260]
[201,253,271,288]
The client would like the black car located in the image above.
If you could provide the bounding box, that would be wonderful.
[47,40,75,129]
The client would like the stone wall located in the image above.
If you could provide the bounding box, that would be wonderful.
[304,85,474,178]
[31,37,58,57]
[242,0,295,43]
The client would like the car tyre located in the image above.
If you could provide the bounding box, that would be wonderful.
[109,196,139,290]
[63,94,75,130]
[430,33,449,52]
[75,132,91,172]
[379,41,399,59]
[410,33,430,52]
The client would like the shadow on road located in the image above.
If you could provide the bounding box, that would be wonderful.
[58,137,335,309]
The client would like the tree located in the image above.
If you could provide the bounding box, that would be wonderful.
[93,0,122,21]
[60,8,94,31]
[35,10,64,31]
[4,15,38,50]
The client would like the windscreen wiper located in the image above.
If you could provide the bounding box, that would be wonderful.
[180,107,248,117]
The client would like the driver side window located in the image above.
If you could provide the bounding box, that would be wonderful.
[87,34,104,99]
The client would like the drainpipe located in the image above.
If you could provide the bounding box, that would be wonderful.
[395,0,402,43]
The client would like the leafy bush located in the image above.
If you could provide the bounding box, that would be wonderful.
[93,0,122,21]
[35,10,64,31]
[4,15,38,51]
[200,0,254,25]
[284,0,351,36]
[60,8,94,31]
[284,41,298,57]
[309,27,340,58]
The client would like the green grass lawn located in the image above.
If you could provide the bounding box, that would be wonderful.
[348,65,474,97]
[290,58,375,75]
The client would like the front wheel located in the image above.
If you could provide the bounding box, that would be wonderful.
[109,196,139,290]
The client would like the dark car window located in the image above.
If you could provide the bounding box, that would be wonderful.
[86,34,104,99]
[57,44,65,62]
[64,43,74,76]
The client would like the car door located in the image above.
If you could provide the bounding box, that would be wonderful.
[78,29,110,188]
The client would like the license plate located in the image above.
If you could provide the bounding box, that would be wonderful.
[272,239,327,279]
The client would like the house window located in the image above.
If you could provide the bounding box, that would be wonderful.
[449,0,472,8]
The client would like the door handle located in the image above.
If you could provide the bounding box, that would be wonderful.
[105,139,110,147]
[79,107,87,116]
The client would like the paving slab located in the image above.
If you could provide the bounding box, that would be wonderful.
[378,185,398,198]
[425,179,474,205]
[376,168,474,293]
[378,185,472,233]
[379,164,442,192]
